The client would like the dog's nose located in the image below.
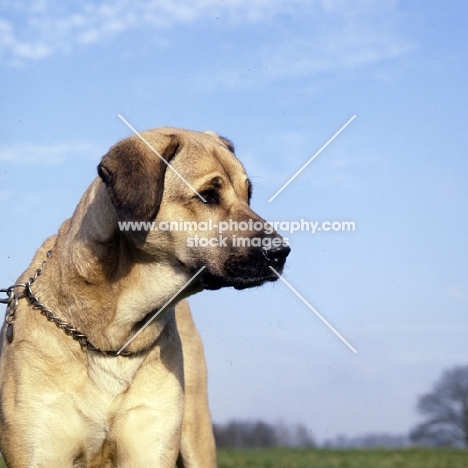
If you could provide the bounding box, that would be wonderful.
[264,244,291,265]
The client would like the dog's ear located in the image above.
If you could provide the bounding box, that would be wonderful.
[219,136,235,153]
[98,133,180,222]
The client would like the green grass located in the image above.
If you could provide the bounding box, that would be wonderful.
[1,448,467,467]
[217,448,468,468]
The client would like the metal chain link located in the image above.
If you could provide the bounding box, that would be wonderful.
[1,250,132,357]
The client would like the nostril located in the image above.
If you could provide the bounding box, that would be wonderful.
[264,244,291,264]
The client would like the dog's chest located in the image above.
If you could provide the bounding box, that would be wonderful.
[72,355,149,454]
[86,354,146,396]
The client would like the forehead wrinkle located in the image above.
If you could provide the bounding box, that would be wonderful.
[211,147,248,196]
[168,136,248,198]
[196,173,223,191]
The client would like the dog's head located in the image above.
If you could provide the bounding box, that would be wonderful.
[98,128,290,292]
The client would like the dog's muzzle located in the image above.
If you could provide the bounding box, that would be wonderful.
[195,235,291,291]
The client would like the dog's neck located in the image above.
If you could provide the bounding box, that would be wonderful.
[35,179,188,354]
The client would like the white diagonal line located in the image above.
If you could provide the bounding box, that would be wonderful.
[117,266,206,355]
[268,115,356,202]
[269,267,357,354]
[118,114,206,203]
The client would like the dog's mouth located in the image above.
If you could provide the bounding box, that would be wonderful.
[197,269,278,291]
[192,243,291,291]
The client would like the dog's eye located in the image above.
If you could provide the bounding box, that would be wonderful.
[200,190,219,205]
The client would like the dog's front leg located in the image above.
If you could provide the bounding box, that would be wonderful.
[111,316,186,468]
[112,404,183,468]
[175,301,217,468]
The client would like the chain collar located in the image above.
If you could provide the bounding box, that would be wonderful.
[1,250,132,357]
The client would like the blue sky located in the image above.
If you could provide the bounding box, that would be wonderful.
[1,0,467,443]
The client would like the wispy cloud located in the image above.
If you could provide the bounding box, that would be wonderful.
[0,0,413,73]
[193,7,414,90]
[0,141,103,165]
[0,0,314,65]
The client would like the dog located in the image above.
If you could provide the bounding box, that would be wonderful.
[0,127,290,467]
